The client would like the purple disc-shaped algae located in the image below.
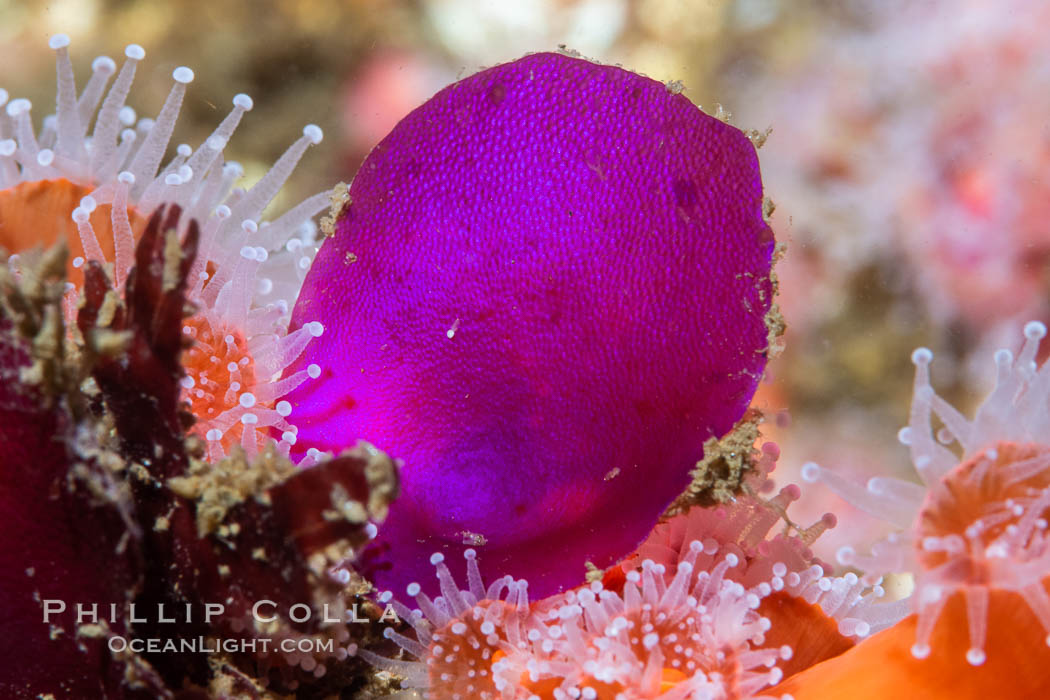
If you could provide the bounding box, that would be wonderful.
[286,52,775,599]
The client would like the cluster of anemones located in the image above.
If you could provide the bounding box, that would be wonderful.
[742,0,1050,331]
[1,34,329,461]
[362,442,897,699]
[363,547,793,700]
[360,320,1050,699]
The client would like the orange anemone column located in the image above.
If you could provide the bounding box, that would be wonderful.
[0,178,147,285]
[771,583,1050,700]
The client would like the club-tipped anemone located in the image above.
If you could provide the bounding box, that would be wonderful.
[359,445,862,698]
[358,549,548,699]
[286,50,777,599]
[0,34,331,460]
[801,321,1050,670]
[360,548,797,699]
[530,555,794,700]
[624,442,906,680]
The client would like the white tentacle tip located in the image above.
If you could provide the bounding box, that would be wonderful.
[1024,320,1047,339]
[233,93,254,110]
[125,44,146,60]
[173,66,195,84]
[966,648,986,666]
[897,426,913,445]
[6,98,31,117]
[49,34,71,50]
[303,124,323,144]
[911,347,933,365]
[800,462,821,482]
[92,56,116,74]
[910,643,931,659]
